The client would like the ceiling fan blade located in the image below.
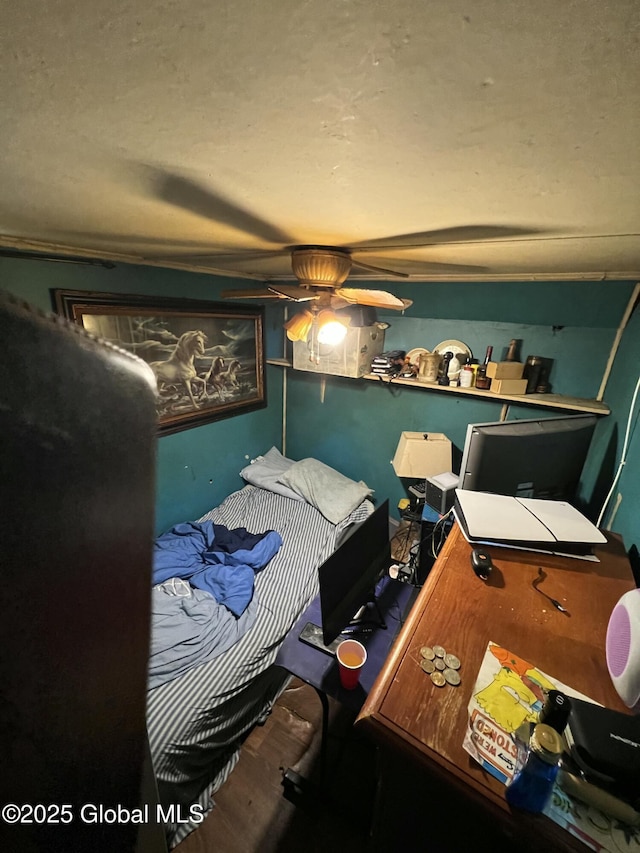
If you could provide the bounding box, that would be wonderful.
[220,287,288,300]
[220,284,319,302]
[335,288,413,311]
[266,284,319,302]
[350,259,410,278]
[348,226,545,252]
[142,165,296,244]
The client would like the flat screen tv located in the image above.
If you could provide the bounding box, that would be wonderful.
[458,414,597,503]
[300,499,391,650]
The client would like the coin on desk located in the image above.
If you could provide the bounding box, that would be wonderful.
[420,646,435,660]
[444,668,461,686]
[433,645,446,658]
[420,659,435,674]
[431,671,446,687]
[434,658,446,671]
[444,653,461,670]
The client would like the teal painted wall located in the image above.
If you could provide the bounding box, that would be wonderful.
[1,256,284,533]
[4,254,637,559]
[591,300,640,550]
[283,279,639,556]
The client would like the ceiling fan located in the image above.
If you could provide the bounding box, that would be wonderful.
[136,165,545,340]
[221,244,415,309]
[218,244,416,342]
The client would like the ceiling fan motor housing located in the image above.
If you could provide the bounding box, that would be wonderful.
[291,246,352,288]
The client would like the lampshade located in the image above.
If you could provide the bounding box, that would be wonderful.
[284,309,314,342]
[316,309,349,345]
[392,432,453,478]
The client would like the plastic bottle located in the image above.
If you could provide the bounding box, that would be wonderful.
[459,364,474,388]
[505,723,563,813]
[468,358,479,387]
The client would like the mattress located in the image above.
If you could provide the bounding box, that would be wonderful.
[146,484,372,846]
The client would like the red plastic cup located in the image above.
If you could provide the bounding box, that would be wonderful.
[336,639,367,690]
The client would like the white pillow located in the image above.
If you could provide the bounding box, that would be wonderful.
[239,447,304,501]
[279,457,373,524]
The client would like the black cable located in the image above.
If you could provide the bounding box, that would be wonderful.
[390,515,423,587]
[390,517,414,563]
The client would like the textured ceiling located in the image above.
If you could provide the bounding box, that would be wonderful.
[2,0,640,282]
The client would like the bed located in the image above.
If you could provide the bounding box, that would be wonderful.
[146,449,373,847]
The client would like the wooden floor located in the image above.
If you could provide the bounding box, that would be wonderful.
[174,678,377,853]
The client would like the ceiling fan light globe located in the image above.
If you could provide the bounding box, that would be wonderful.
[284,309,314,342]
[316,308,349,345]
[317,320,348,345]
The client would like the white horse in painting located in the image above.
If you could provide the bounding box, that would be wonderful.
[149,330,208,409]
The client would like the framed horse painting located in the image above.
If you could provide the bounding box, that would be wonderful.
[53,290,266,435]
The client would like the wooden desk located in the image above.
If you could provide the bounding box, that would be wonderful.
[356,523,636,853]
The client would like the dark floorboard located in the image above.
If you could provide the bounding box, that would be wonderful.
[174,678,377,853]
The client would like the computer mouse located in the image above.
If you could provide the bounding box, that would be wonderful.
[471,547,493,580]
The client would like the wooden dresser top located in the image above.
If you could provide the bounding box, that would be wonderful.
[357,522,635,820]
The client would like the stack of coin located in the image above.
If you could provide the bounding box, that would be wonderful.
[419,644,462,687]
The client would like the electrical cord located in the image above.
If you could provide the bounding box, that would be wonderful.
[392,506,455,587]
[390,517,420,585]
[400,507,455,588]
[430,507,455,558]
[596,372,640,528]
[391,518,415,559]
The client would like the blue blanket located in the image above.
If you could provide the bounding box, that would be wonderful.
[152,521,283,617]
[148,579,259,689]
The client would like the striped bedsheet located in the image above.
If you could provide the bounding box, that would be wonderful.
[146,485,372,847]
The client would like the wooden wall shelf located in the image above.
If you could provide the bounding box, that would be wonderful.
[265,360,610,416]
[362,373,610,415]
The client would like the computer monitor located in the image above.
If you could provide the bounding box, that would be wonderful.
[309,499,391,647]
[458,414,597,502]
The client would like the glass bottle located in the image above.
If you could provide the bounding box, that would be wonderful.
[505,723,563,813]
[505,338,521,362]
[474,346,493,390]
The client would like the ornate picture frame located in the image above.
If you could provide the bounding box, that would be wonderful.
[54,289,266,435]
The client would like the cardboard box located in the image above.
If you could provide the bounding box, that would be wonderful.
[292,326,385,378]
[490,378,528,395]
[486,361,524,380]
[392,432,452,479]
